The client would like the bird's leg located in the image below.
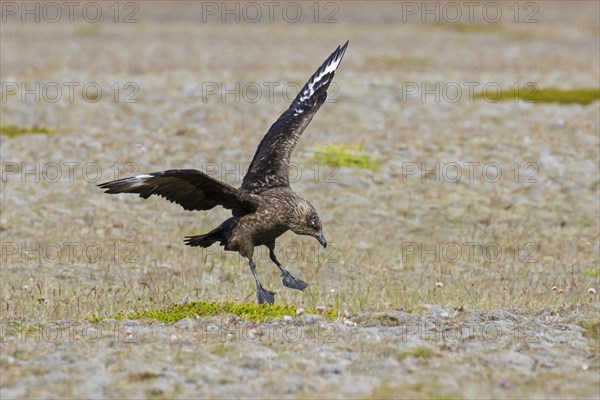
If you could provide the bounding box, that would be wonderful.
[249,258,275,305]
[268,246,308,291]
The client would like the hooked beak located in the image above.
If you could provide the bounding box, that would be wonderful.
[316,232,327,248]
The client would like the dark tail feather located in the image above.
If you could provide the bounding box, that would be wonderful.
[185,218,235,248]
[184,229,222,248]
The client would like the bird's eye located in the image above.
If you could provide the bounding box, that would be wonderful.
[308,218,316,228]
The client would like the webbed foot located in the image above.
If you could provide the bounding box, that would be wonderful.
[281,271,308,291]
[257,285,276,304]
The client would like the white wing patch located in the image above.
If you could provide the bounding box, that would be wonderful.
[297,42,348,104]
[132,174,153,182]
[114,174,153,190]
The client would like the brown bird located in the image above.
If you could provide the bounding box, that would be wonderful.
[98,41,348,304]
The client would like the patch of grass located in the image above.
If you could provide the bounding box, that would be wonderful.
[74,24,101,36]
[90,301,338,323]
[375,313,400,326]
[367,382,460,400]
[0,124,55,138]
[3,322,41,336]
[430,22,504,34]
[430,22,550,41]
[502,29,550,41]
[396,345,435,360]
[405,306,427,314]
[130,371,163,382]
[312,144,380,171]
[582,268,599,278]
[525,88,599,105]
[366,384,405,400]
[581,320,600,342]
[367,55,432,67]
[475,87,600,105]
[211,343,230,355]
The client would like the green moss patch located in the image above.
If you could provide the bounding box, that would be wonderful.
[522,88,599,105]
[396,345,435,360]
[582,268,599,278]
[74,24,102,36]
[475,87,600,105]
[430,22,504,34]
[367,55,432,67]
[375,313,401,326]
[428,22,548,40]
[367,383,461,400]
[1,124,56,138]
[581,320,600,342]
[91,301,339,323]
[312,144,380,171]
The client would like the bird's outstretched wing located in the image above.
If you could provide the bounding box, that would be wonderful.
[98,169,259,215]
[241,41,348,192]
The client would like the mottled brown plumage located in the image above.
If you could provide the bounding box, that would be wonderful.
[98,41,348,304]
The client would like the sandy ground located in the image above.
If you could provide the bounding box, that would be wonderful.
[1,1,599,399]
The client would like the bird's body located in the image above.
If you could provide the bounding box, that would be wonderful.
[99,41,348,304]
[198,190,296,258]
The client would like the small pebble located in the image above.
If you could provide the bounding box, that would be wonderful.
[296,308,305,316]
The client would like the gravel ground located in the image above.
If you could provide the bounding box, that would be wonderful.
[1,2,599,399]
[1,308,598,399]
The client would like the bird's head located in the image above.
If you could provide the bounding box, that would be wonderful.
[289,199,327,248]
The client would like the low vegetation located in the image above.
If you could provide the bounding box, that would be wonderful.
[396,345,436,360]
[312,144,380,171]
[90,301,339,323]
[476,87,600,105]
[0,124,55,138]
